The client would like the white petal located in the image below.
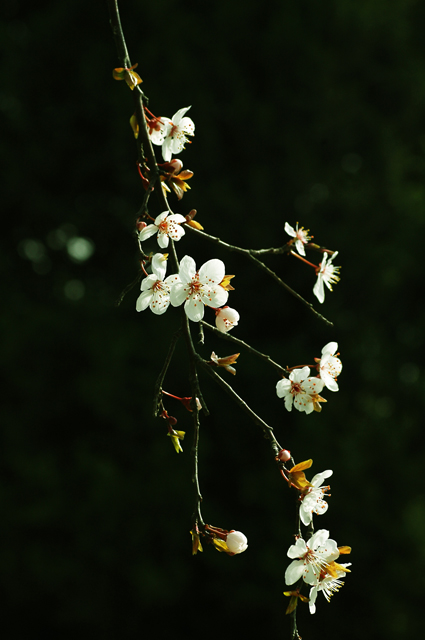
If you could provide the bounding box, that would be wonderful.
[179,255,197,282]
[162,137,173,162]
[157,232,169,249]
[172,106,192,125]
[150,291,171,315]
[322,342,338,356]
[303,377,325,394]
[140,274,158,292]
[291,366,311,383]
[288,538,307,558]
[199,258,225,284]
[285,560,305,586]
[284,222,296,237]
[308,529,329,550]
[276,378,291,398]
[202,285,228,309]
[168,214,186,225]
[295,238,306,256]
[138,224,158,242]
[136,290,153,311]
[310,470,333,487]
[151,253,167,281]
[284,395,293,411]
[313,275,325,303]
[179,116,195,135]
[170,282,188,307]
[154,211,169,225]
[185,295,204,322]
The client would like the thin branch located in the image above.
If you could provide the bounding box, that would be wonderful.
[185,226,333,327]
[200,321,288,376]
[191,403,204,526]
[197,356,282,457]
[153,328,183,417]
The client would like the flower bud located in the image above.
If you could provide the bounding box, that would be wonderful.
[215,306,239,333]
[226,531,248,554]
[277,449,291,462]
[136,219,147,232]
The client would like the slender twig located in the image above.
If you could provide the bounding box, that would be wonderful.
[107,0,170,215]
[185,225,333,327]
[200,321,288,376]
[197,356,282,457]
[191,403,204,526]
[153,327,183,417]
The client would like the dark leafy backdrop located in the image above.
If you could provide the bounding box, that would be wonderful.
[1,0,424,638]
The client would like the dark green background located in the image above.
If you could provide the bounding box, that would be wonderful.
[2,0,424,637]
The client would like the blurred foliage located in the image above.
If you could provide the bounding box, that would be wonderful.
[1,0,425,638]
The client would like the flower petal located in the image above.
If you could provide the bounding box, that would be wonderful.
[136,290,153,311]
[185,294,204,322]
[179,255,197,282]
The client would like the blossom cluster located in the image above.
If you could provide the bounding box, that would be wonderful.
[280,456,352,614]
[285,529,351,614]
[285,221,341,304]
[136,252,239,328]
[276,342,342,415]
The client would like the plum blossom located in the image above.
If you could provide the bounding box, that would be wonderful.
[313,251,340,304]
[276,367,325,414]
[138,211,186,249]
[285,529,340,586]
[215,306,239,333]
[226,531,248,554]
[319,342,342,391]
[308,562,352,614]
[146,115,169,146]
[299,470,333,526]
[159,107,195,162]
[170,255,229,322]
[284,222,311,256]
[136,253,178,315]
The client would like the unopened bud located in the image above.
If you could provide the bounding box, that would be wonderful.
[226,531,248,554]
[136,219,147,232]
[277,449,291,462]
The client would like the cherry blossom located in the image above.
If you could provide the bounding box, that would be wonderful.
[285,529,340,586]
[136,253,178,315]
[308,561,352,614]
[160,107,195,162]
[319,342,342,391]
[226,531,248,554]
[276,367,325,414]
[299,470,333,526]
[284,222,311,256]
[138,211,186,249]
[313,251,340,304]
[215,306,240,333]
[170,255,229,322]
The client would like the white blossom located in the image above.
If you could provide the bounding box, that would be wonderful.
[136,253,178,315]
[215,306,239,333]
[299,470,333,526]
[170,255,228,322]
[276,367,324,415]
[319,342,342,391]
[226,531,248,554]
[138,211,186,249]
[284,222,311,256]
[147,117,169,146]
[160,107,195,162]
[285,529,340,586]
[313,251,340,304]
[309,562,352,614]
